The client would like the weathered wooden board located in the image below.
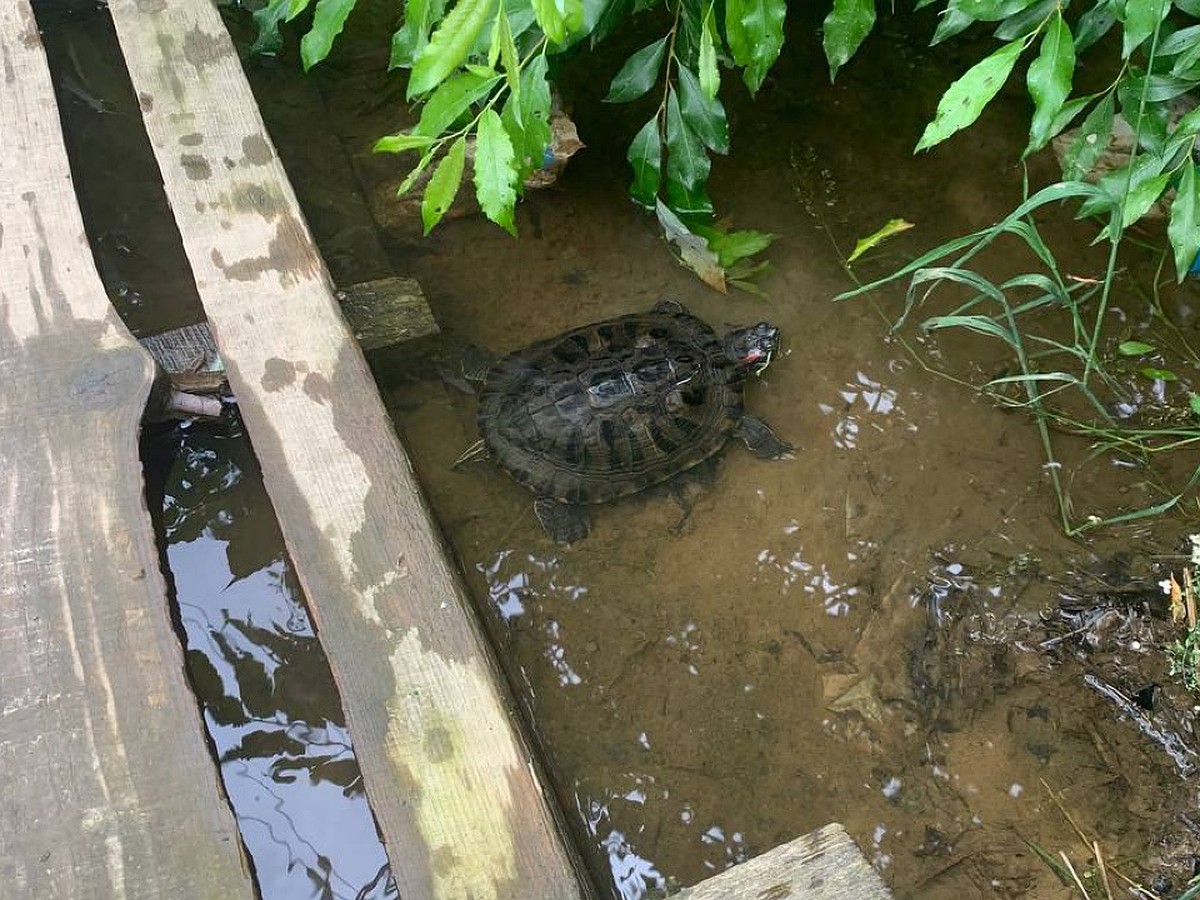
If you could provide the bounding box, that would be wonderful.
[0,4,254,898]
[678,825,891,900]
[106,2,591,899]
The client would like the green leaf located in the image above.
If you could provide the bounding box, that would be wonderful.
[604,37,667,103]
[1189,393,1200,416]
[408,0,493,98]
[846,218,915,263]
[252,0,309,55]
[1159,24,1200,57]
[474,109,519,235]
[931,7,974,45]
[677,65,729,154]
[993,0,1055,40]
[1060,93,1113,180]
[1073,0,1117,53]
[1119,170,1171,230]
[823,0,875,81]
[414,70,501,137]
[391,0,446,69]
[374,132,437,153]
[705,229,778,267]
[725,0,787,94]
[1123,0,1170,59]
[627,116,662,208]
[1024,12,1075,155]
[698,7,720,100]
[421,137,466,234]
[665,176,714,219]
[1118,340,1157,355]
[1140,366,1179,381]
[916,39,1025,152]
[1178,0,1200,15]
[501,53,552,178]
[531,0,568,43]
[665,87,711,191]
[497,11,522,121]
[1046,95,1092,138]
[300,0,357,70]
[1169,163,1200,282]
[397,149,436,197]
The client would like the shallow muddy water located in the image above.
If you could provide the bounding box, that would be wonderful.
[35,0,1200,897]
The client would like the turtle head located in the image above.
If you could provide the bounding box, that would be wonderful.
[725,322,780,375]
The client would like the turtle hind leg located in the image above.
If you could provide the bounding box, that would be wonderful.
[737,416,794,460]
[452,439,491,470]
[534,498,590,545]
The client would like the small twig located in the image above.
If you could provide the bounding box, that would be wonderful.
[1093,841,1115,900]
[1060,851,1093,899]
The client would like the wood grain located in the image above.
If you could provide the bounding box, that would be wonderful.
[677,825,891,900]
[0,3,254,897]
[106,2,590,898]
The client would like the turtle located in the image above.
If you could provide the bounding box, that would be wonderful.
[455,299,792,544]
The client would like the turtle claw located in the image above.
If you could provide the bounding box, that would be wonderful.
[652,298,687,316]
[534,498,590,545]
[738,416,793,460]
[453,439,491,470]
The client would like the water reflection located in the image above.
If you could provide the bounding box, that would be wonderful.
[149,418,394,900]
[817,370,909,450]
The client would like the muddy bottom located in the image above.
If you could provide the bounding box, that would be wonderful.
[38,0,1200,896]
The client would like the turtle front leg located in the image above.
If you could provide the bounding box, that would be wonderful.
[534,498,591,545]
[737,416,794,459]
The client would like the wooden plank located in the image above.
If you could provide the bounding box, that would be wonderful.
[105,3,591,899]
[678,825,891,900]
[0,4,254,898]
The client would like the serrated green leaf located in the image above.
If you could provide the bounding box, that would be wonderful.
[665,176,714,220]
[300,0,357,70]
[1046,95,1092,138]
[953,0,1036,21]
[397,149,436,197]
[1140,366,1179,381]
[823,0,876,81]
[498,11,522,121]
[931,7,973,45]
[408,0,493,98]
[1170,163,1200,282]
[665,87,711,192]
[1118,340,1157,356]
[677,65,729,154]
[916,39,1025,152]
[531,0,568,43]
[374,132,438,153]
[698,7,720,100]
[1159,24,1200,57]
[1060,93,1113,180]
[1074,0,1117,52]
[1024,12,1075,156]
[993,0,1055,40]
[706,229,778,267]
[627,116,662,207]
[1124,0,1170,59]
[474,109,519,235]
[1119,170,1171,231]
[501,53,552,178]
[604,37,667,102]
[421,137,466,234]
[413,70,501,138]
[252,0,306,55]
[391,0,446,69]
[726,0,787,94]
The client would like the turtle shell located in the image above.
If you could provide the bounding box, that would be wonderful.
[478,304,745,504]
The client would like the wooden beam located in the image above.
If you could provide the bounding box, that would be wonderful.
[0,3,254,898]
[105,3,591,899]
[677,825,891,900]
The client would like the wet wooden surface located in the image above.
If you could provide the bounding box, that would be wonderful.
[0,3,254,897]
[105,2,591,898]
[678,825,891,899]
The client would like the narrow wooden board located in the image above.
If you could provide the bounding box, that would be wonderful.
[106,3,591,899]
[0,4,254,898]
[677,825,891,900]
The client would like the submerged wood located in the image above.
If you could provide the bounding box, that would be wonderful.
[106,2,590,898]
[0,3,254,897]
[677,825,891,900]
